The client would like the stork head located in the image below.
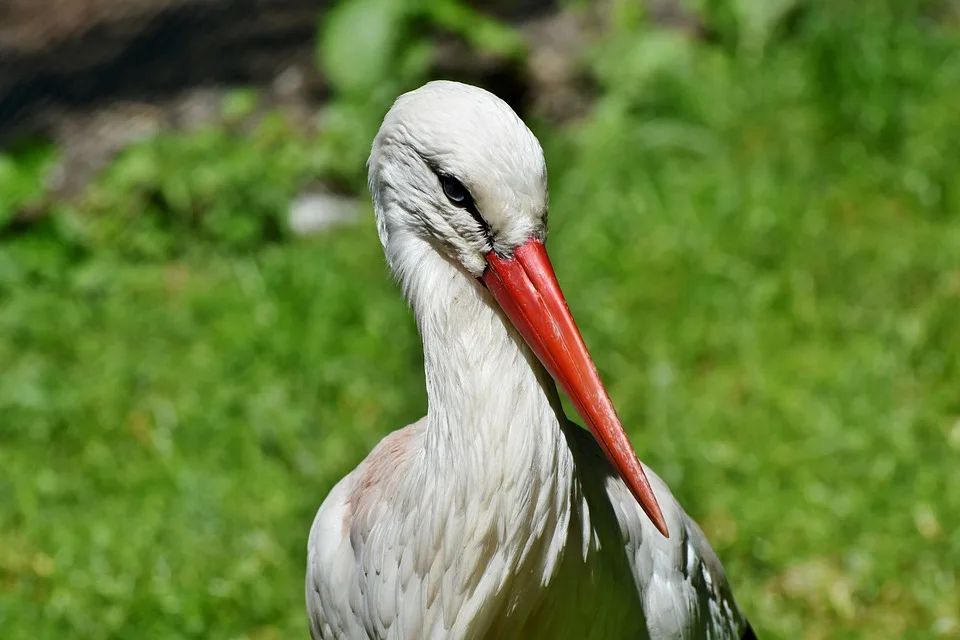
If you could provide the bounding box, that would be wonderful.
[368,80,548,275]
[367,80,669,538]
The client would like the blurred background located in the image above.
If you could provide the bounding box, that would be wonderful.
[1,0,959,637]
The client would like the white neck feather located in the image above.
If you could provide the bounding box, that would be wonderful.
[386,231,582,613]
[389,231,566,462]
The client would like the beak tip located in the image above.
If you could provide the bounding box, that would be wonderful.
[651,508,670,539]
[631,472,670,539]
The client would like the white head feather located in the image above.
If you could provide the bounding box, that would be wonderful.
[368,80,549,282]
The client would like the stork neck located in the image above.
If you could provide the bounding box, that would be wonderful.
[391,233,568,466]
[375,233,587,627]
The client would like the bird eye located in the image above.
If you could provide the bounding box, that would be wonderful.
[436,172,490,239]
[440,175,473,207]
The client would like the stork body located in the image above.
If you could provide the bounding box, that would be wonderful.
[306,81,753,639]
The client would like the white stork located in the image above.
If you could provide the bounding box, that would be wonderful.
[306,80,755,639]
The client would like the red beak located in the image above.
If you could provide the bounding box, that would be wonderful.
[482,239,669,538]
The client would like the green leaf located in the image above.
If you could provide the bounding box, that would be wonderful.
[0,140,58,227]
[221,88,261,122]
[423,0,526,60]
[733,0,804,55]
[318,0,412,96]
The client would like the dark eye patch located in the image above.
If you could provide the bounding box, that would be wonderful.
[436,172,490,237]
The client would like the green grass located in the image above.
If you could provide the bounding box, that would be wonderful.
[2,2,959,638]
